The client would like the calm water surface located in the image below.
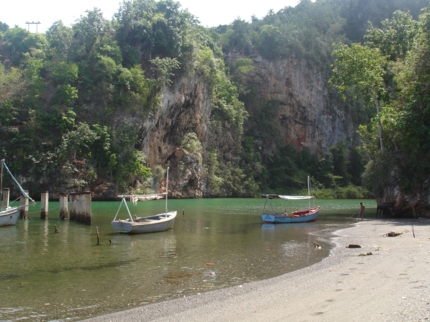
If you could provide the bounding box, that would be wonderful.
[0,198,375,321]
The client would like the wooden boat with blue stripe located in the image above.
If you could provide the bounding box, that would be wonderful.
[261,194,320,223]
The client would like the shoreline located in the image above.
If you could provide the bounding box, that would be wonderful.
[84,219,430,321]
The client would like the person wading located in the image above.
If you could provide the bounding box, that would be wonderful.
[358,202,365,220]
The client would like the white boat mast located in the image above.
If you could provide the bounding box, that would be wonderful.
[165,167,169,214]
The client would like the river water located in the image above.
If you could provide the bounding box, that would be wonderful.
[0,198,375,321]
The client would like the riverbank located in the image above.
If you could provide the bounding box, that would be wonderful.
[84,219,430,321]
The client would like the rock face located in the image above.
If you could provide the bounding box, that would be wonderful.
[378,181,430,218]
[139,75,211,198]
[138,55,356,198]
[228,53,354,155]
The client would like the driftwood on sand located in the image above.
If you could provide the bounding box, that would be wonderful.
[384,231,403,237]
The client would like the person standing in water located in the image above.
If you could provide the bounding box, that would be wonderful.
[358,202,365,220]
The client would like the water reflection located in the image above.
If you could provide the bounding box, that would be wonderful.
[261,223,275,231]
[43,219,49,248]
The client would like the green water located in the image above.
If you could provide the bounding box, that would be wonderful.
[0,198,375,321]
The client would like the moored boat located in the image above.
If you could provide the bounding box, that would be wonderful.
[111,167,177,233]
[1,159,35,227]
[261,176,320,224]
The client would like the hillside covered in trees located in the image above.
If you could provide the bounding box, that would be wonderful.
[1,0,429,217]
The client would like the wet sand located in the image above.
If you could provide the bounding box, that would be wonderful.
[84,219,430,321]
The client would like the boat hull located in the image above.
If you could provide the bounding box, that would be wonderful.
[111,211,177,233]
[262,206,320,223]
[0,207,20,226]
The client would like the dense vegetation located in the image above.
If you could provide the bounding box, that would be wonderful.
[331,7,430,202]
[0,0,428,200]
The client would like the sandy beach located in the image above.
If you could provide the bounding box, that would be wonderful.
[84,219,430,322]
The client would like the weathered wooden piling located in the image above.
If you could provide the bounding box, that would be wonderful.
[69,193,77,220]
[96,226,100,245]
[69,191,92,225]
[2,188,10,208]
[20,190,29,219]
[59,193,69,220]
[40,191,49,219]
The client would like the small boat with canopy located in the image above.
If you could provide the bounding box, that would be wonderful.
[261,176,319,223]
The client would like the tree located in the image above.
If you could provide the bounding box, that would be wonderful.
[45,21,73,60]
[0,21,8,33]
[365,10,419,61]
[330,43,388,152]
[257,25,284,59]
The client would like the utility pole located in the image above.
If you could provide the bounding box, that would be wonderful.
[25,21,41,33]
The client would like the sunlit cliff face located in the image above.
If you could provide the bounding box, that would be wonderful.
[137,55,355,197]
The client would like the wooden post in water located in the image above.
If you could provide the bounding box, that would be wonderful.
[40,191,49,219]
[20,190,29,219]
[96,226,100,245]
[69,193,76,220]
[76,194,83,222]
[2,188,10,209]
[59,193,68,220]
[69,192,92,225]
[83,191,92,225]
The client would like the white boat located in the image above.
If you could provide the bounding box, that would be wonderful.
[111,167,177,233]
[0,206,20,226]
[0,159,35,227]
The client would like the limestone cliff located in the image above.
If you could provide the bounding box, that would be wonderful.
[228,53,355,155]
[138,55,356,198]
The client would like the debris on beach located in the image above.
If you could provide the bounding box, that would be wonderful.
[346,244,361,248]
[358,252,373,256]
[205,262,215,266]
[384,231,403,237]
[313,242,322,249]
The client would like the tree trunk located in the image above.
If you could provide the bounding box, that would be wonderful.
[374,98,384,152]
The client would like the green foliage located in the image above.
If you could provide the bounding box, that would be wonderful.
[196,46,217,83]
[313,185,373,199]
[0,21,8,33]
[256,25,284,60]
[45,21,73,59]
[58,122,99,161]
[212,73,247,132]
[116,150,152,192]
[365,10,419,61]
[0,65,27,116]
[150,57,180,86]
[181,132,202,154]
[48,62,79,85]
[52,84,78,106]
[330,43,388,106]
[232,58,254,76]
[206,151,223,193]
[115,0,196,66]
[355,5,430,198]
[339,0,427,43]
[330,142,350,186]
[220,19,254,55]
[0,100,18,125]
[1,28,46,66]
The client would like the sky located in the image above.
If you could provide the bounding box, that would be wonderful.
[1,0,300,34]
